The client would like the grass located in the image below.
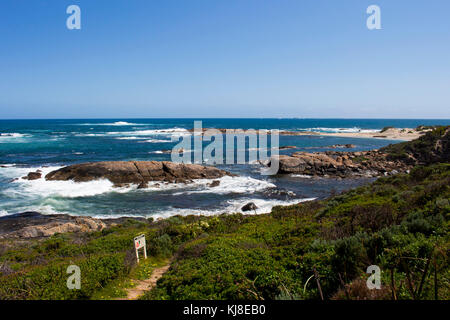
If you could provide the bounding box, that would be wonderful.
[91,256,169,300]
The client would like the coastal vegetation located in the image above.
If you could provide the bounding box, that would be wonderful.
[0,127,448,300]
[380,126,394,133]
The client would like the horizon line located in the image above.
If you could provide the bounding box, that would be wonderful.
[1,117,450,121]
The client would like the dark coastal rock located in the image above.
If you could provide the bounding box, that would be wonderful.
[22,171,42,180]
[269,151,412,178]
[137,181,148,189]
[45,161,233,187]
[328,144,356,149]
[305,144,357,150]
[0,212,107,239]
[160,148,184,154]
[241,202,258,212]
[208,180,221,187]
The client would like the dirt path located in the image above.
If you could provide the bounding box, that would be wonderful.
[119,264,170,300]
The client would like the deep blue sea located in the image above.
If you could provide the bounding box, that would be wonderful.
[1,118,449,218]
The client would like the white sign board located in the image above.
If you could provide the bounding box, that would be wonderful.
[134,234,147,262]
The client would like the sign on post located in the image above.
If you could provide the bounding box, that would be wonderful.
[134,234,147,263]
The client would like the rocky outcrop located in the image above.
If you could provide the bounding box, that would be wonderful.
[22,171,42,180]
[0,212,106,239]
[269,126,450,178]
[159,148,184,154]
[45,161,232,187]
[271,150,411,178]
[327,144,356,149]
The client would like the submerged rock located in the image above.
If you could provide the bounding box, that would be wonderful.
[45,161,233,187]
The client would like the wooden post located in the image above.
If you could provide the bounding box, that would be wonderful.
[401,259,416,300]
[136,247,140,263]
[313,267,324,300]
[434,257,438,300]
[390,269,397,300]
[338,272,350,300]
[416,257,431,299]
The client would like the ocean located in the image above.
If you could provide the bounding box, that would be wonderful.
[1,118,449,219]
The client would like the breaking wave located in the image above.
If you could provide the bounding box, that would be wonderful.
[149,197,316,219]
[77,121,147,126]
[0,133,32,143]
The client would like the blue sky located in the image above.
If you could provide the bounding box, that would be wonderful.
[0,0,449,119]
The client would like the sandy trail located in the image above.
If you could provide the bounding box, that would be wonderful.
[118,264,170,300]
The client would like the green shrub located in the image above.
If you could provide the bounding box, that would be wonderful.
[148,234,174,258]
[0,253,127,300]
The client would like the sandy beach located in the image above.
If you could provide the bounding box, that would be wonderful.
[316,127,426,141]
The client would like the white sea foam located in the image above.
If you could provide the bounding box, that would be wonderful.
[73,128,190,139]
[171,176,276,195]
[115,137,143,140]
[0,133,27,137]
[5,173,274,198]
[148,197,316,219]
[0,210,10,217]
[2,167,273,199]
[109,128,189,136]
[139,139,172,143]
[73,133,106,137]
[0,163,16,168]
[291,174,313,179]
[16,180,133,198]
[77,121,147,126]
[0,166,133,199]
[110,121,141,126]
[0,165,312,220]
[225,197,316,215]
[14,179,128,198]
[0,133,32,143]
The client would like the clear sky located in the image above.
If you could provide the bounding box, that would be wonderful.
[0,0,449,119]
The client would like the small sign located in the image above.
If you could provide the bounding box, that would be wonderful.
[134,234,147,263]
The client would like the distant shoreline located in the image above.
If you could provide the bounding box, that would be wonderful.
[314,128,423,141]
[189,127,426,141]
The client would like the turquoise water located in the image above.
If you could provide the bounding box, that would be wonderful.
[1,118,448,218]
